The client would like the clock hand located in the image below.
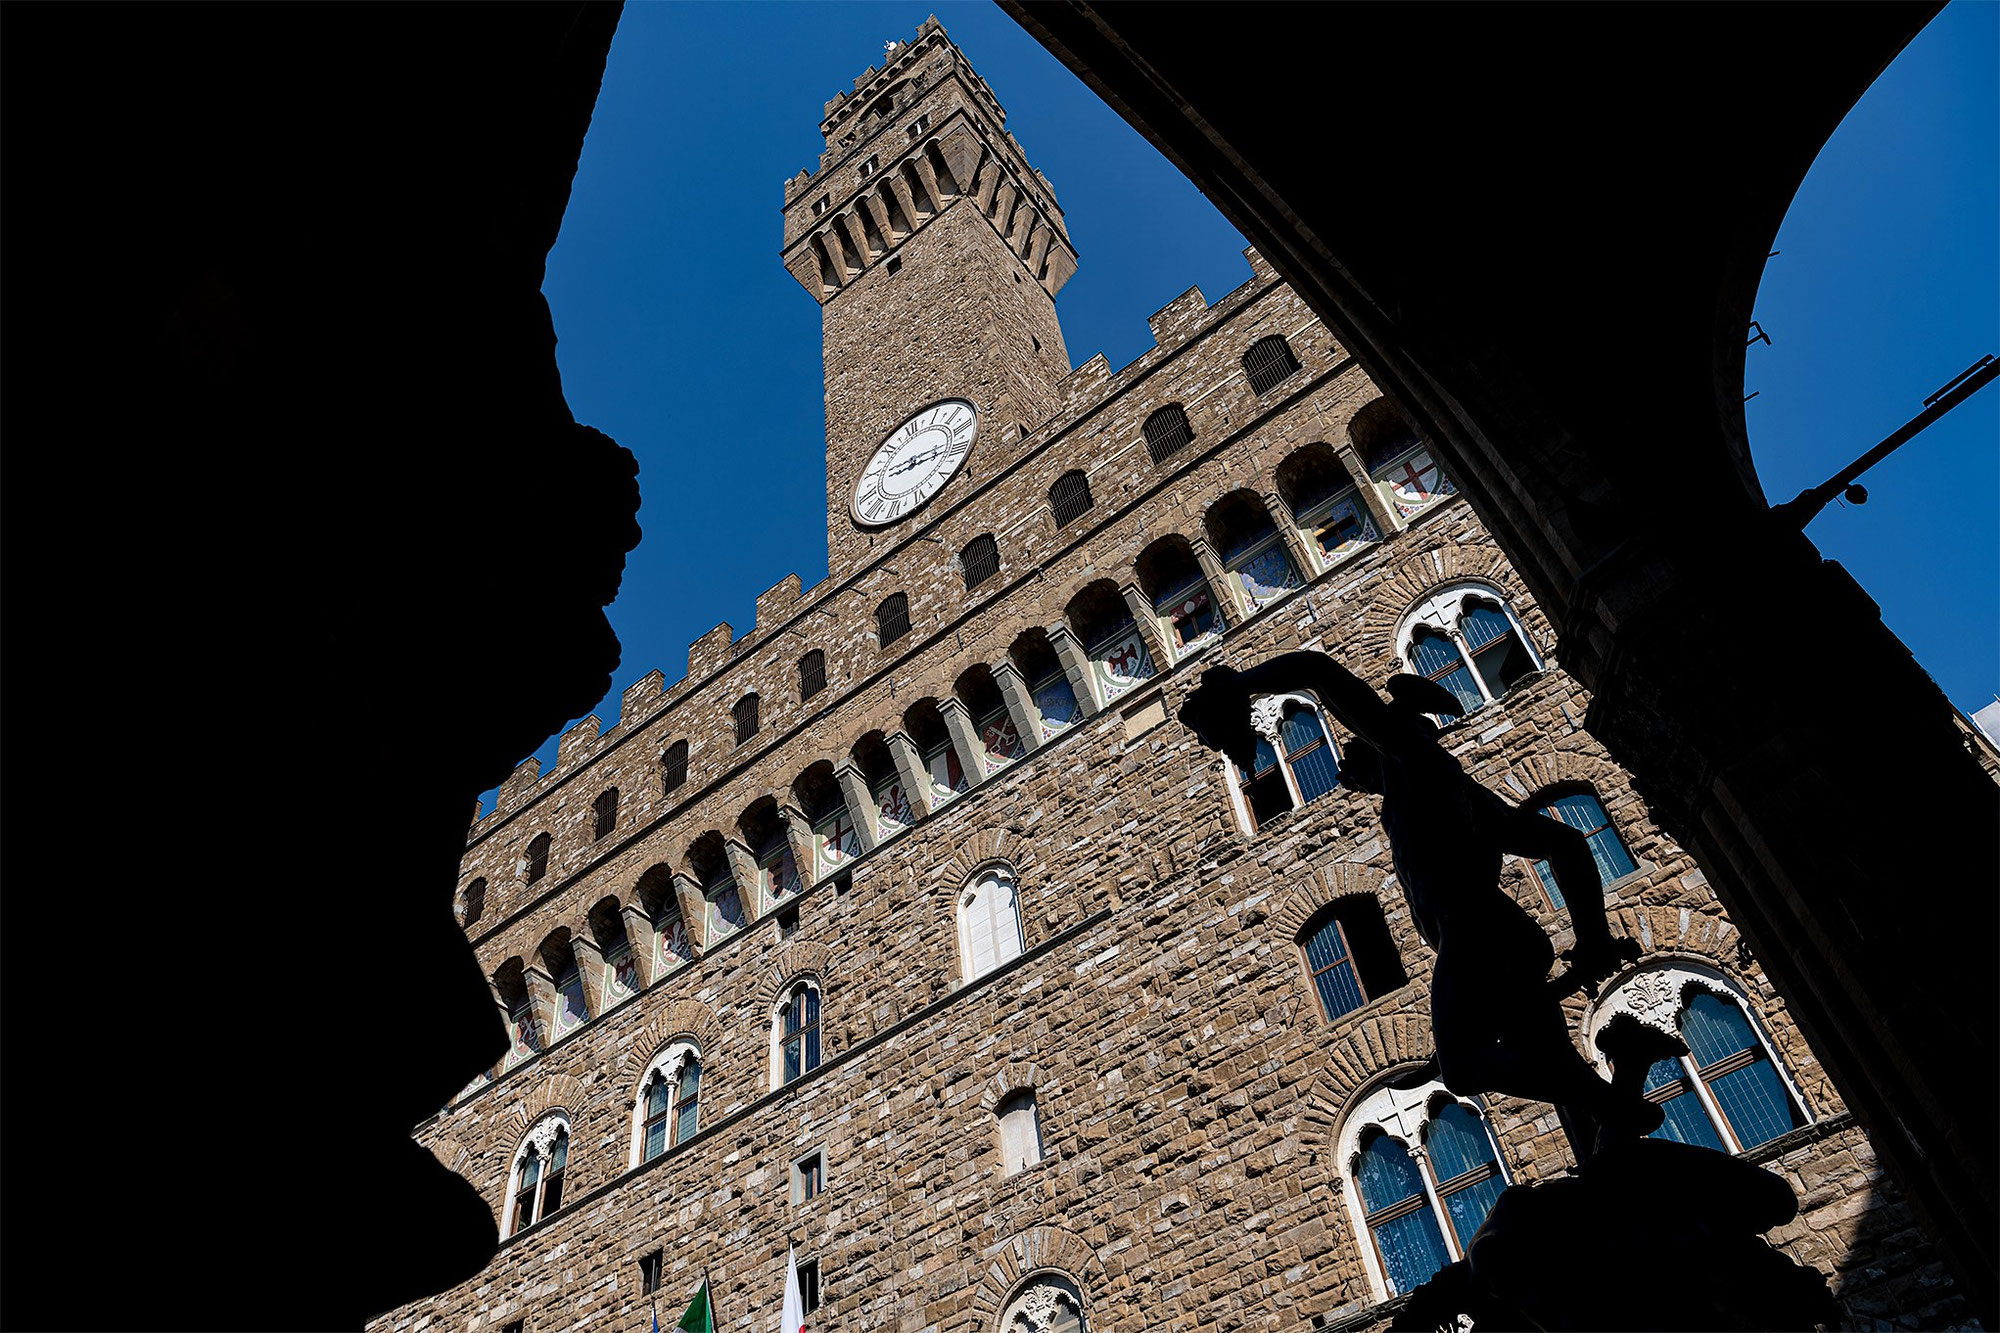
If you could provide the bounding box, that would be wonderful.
[889,449,940,475]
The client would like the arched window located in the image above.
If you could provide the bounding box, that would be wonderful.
[592,788,619,841]
[544,936,589,1039]
[1242,334,1302,395]
[853,733,914,840]
[1142,403,1195,464]
[997,1088,1044,1175]
[1527,790,1638,908]
[1352,397,1454,521]
[745,798,804,902]
[958,864,1025,982]
[733,693,760,745]
[1000,1275,1086,1333]
[795,763,859,879]
[1048,470,1093,528]
[906,699,967,805]
[632,1042,701,1166]
[504,1116,570,1238]
[661,739,689,794]
[877,593,911,648]
[690,835,746,940]
[1206,491,1300,612]
[494,959,540,1073]
[1232,694,1341,831]
[1067,581,1154,706]
[1277,442,1378,568]
[1298,897,1408,1022]
[961,534,1001,591]
[1136,534,1223,660]
[456,877,486,928]
[1592,968,1809,1154]
[956,665,1025,774]
[798,649,827,702]
[637,865,695,979]
[524,833,551,885]
[1397,583,1543,717]
[589,896,641,1008]
[1011,629,1080,740]
[777,981,823,1087]
[1340,1082,1509,1299]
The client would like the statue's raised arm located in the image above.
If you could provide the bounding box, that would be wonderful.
[1179,652,1405,774]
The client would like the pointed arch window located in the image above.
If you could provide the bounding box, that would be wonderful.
[1527,790,1638,908]
[958,864,1025,982]
[1397,584,1543,717]
[504,1117,570,1238]
[777,982,823,1087]
[1049,469,1094,528]
[1341,1084,1509,1299]
[1142,403,1195,465]
[661,740,690,794]
[457,877,486,929]
[1242,334,1302,395]
[524,833,551,885]
[1232,694,1341,831]
[1594,969,1809,1154]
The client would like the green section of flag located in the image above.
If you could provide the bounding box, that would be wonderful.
[677,1279,714,1333]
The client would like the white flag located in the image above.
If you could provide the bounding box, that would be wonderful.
[781,1244,805,1333]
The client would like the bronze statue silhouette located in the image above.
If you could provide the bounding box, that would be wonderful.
[1180,651,1662,1145]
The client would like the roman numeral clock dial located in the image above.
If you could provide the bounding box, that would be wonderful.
[851,399,977,528]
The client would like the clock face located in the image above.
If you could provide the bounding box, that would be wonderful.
[851,399,977,527]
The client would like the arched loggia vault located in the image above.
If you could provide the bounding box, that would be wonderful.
[1002,5,1997,1317]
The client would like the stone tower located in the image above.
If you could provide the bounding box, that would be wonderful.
[780,18,1078,580]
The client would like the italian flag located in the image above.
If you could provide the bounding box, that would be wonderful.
[674,1278,713,1333]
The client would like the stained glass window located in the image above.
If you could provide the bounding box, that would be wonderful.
[780,985,822,1086]
[1530,792,1638,909]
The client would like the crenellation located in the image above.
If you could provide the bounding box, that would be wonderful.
[688,622,735,678]
[555,715,602,771]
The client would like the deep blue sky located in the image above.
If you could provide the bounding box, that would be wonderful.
[491,2,1997,808]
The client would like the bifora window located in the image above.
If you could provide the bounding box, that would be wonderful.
[877,593,911,648]
[1242,334,1303,395]
[1235,694,1341,830]
[1399,583,1542,717]
[1048,469,1093,528]
[960,533,1001,591]
[1142,403,1195,464]
[778,982,822,1085]
[506,1118,570,1238]
[798,649,827,702]
[636,1044,701,1164]
[1528,790,1638,908]
[1594,969,1809,1155]
[1340,1083,1508,1299]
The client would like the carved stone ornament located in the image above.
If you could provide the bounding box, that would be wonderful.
[1249,692,1317,745]
[1009,1284,1080,1332]
[513,1113,569,1168]
[1608,967,1732,1036]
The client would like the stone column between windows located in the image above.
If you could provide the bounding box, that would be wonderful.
[723,837,763,918]
[1045,623,1101,714]
[859,192,900,249]
[885,730,935,819]
[833,761,882,852]
[989,660,1044,755]
[521,965,560,1052]
[486,982,516,1060]
[619,902,660,987]
[568,933,610,1018]
[1026,221,1053,275]
[1259,490,1320,584]
[1120,581,1174,671]
[971,158,1002,213]
[910,153,948,212]
[778,802,819,888]
[1190,535,1249,624]
[937,697,989,784]
[1337,442,1403,535]
[887,173,927,231]
[837,211,875,269]
[670,870,708,950]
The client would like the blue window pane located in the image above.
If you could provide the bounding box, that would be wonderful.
[1707,1060,1801,1149]
[1440,1170,1505,1249]
[1373,1208,1452,1296]
[675,1099,698,1143]
[1356,1134,1426,1212]
[1458,604,1514,652]
[805,1027,821,1073]
[1313,960,1364,1020]
[1251,737,1280,779]
[1530,858,1565,909]
[783,1039,801,1084]
[1289,744,1342,803]
[1425,1104,1496,1183]
[1304,921,1351,973]
[1587,828,1638,883]
[1409,630,1466,679]
[1641,1057,1686,1093]
[805,990,820,1026]
[644,1119,666,1161]
[647,1079,671,1116]
[1679,991,1754,1067]
[549,1133,568,1174]
[519,1155,540,1189]
[1649,1088,1728,1152]
[1278,705,1326,754]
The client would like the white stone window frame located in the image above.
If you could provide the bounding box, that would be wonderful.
[1581,959,1814,1154]
[995,1085,1045,1177]
[628,1039,700,1171]
[790,1144,829,1206]
[770,977,825,1092]
[1221,691,1341,835]
[1334,1077,1510,1304]
[957,861,1026,985]
[1292,484,1379,574]
[1392,581,1544,715]
[501,1110,572,1240]
[998,1271,1087,1333]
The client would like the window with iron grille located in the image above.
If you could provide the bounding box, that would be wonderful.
[859,154,879,180]
[1142,404,1195,464]
[1242,334,1303,395]
[877,593,910,648]
[592,788,618,841]
[660,739,689,793]
[960,534,1000,591]
[733,693,760,745]
[639,1250,664,1296]
[524,833,550,885]
[798,649,827,702]
[1048,470,1093,528]
[458,877,486,928]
